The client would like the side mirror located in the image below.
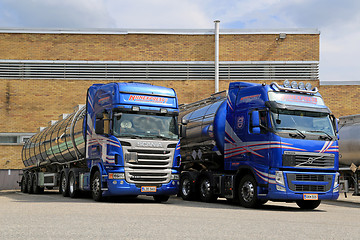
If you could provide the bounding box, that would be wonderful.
[181,118,188,125]
[179,124,186,138]
[330,114,339,140]
[95,112,110,135]
[251,111,261,134]
[335,118,339,134]
[95,118,104,134]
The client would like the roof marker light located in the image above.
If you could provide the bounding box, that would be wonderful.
[298,82,305,90]
[305,82,312,91]
[132,106,140,111]
[283,80,290,88]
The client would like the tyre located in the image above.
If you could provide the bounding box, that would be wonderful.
[91,171,103,202]
[179,173,195,201]
[69,172,79,198]
[21,174,28,193]
[60,172,69,197]
[238,174,261,208]
[32,173,43,194]
[153,195,170,203]
[198,175,217,202]
[296,200,321,210]
[27,173,33,194]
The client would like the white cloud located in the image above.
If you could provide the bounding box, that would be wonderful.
[0,0,359,81]
[104,0,212,28]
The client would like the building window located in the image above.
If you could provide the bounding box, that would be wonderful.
[0,133,35,145]
[0,136,17,143]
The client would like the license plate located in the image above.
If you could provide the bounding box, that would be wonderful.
[141,186,157,192]
[303,193,318,200]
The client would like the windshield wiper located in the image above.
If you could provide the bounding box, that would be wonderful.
[143,134,176,140]
[306,130,333,140]
[276,127,306,139]
[118,134,142,139]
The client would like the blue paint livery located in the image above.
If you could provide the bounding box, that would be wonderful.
[84,82,180,198]
[179,81,339,206]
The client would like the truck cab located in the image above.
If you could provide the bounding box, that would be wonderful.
[226,81,339,206]
[84,82,181,201]
[179,81,339,209]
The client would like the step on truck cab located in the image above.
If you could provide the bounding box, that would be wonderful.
[178,81,339,209]
[21,82,181,202]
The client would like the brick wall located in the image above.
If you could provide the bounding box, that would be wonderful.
[319,85,360,117]
[0,31,320,169]
[0,145,23,169]
[0,33,318,61]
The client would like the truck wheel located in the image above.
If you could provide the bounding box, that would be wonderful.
[60,172,69,197]
[27,173,33,194]
[69,172,79,198]
[91,171,103,202]
[32,173,43,194]
[238,174,260,208]
[21,174,28,193]
[199,176,217,202]
[296,200,321,210]
[179,174,195,201]
[153,195,170,203]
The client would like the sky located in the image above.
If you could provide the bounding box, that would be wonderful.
[0,0,359,82]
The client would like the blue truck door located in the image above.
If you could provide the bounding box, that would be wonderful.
[247,110,271,183]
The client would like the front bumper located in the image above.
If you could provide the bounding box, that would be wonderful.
[103,179,179,197]
[265,170,339,201]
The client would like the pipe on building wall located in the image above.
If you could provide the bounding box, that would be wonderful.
[214,20,220,93]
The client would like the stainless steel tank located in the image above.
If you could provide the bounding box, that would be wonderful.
[179,91,227,155]
[22,105,86,168]
[338,114,360,166]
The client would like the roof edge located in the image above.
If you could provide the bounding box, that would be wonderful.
[0,27,320,35]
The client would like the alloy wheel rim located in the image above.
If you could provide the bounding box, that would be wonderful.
[182,179,191,196]
[200,179,211,197]
[241,181,254,202]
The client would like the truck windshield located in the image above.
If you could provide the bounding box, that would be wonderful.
[270,109,335,139]
[113,112,178,140]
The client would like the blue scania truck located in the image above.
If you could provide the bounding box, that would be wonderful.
[178,81,339,209]
[20,82,180,202]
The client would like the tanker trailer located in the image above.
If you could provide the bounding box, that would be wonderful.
[338,114,360,195]
[20,82,181,202]
[178,81,339,209]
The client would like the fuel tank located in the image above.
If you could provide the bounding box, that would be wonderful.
[22,105,86,168]
[338,114,360,166]
[179,91,227,155]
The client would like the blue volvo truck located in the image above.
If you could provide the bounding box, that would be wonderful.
[20,82,180,202]
[178,81,339,209]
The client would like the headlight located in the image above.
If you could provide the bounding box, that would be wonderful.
[275,171,286,192]
[275,171,285,186]
[109,173,125,179]
[170,174,179,180]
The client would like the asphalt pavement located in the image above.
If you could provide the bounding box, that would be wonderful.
[1,189,360,204]
[333,191,360,204]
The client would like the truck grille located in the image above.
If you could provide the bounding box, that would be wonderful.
[295,185,325,192]
[121,140,176,184]
[283,151,335,168]
[295,174,325,181]
[287,173,333,192]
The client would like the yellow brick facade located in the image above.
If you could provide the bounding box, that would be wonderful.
[0,145,23,169]
[319,85,360,117]
[0,33,318,61]
[0,30,327,169]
